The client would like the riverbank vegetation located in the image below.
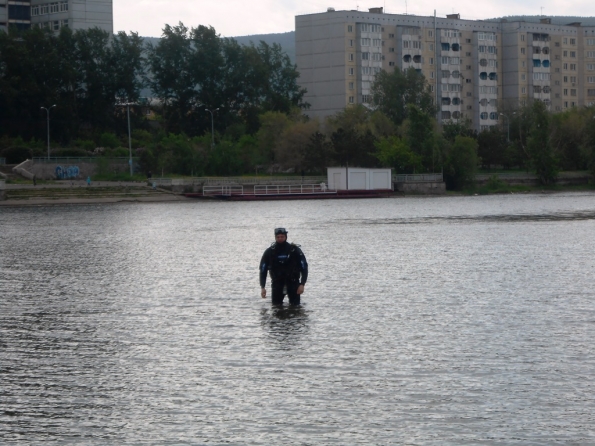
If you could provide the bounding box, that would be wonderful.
[2,25,595,190]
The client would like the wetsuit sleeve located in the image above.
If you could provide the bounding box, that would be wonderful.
[297,248,308,285]
[259,249,270,288]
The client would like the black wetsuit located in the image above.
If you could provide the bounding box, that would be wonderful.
[260,241,308,306]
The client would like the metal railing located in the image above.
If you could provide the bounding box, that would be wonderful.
[203,185,244,196]
[393,173,443,182]
[202,176,327,186]
[155,176,327,186]
[254,184,336,195]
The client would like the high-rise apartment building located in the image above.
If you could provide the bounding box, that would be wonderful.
[0,0,112,34]
[296,8,595,131]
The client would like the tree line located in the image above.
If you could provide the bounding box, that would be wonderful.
[0,23,306,150]
[1,24,595,188]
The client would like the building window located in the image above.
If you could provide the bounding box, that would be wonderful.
[389,61,395,66]
[349,39,353,47]
[571,89,577,96]
[588,76,595,83]
[586,51,595,58]
[563,50,568,57]
[349,54,354,61]
[362,52,369,60]
[570,38,576,45]
[570,64,577,71]
[348,25,353,32]
[349,68,354,75]
[429,58,434,65]
[389,47,395,52]
[480,112,488,120]
[521,48,525,55]
[388,33,394,38]
[428,30,433,37]
[564,89,568,96]
[522,87,526,94]
[348,96,354,104]
[361,38,370,46]
[570,51,576,58]
[349,82,354,90]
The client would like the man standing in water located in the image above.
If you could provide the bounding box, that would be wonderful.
[260,228,308,306]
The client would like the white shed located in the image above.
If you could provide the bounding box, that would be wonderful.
[327,167,392,190]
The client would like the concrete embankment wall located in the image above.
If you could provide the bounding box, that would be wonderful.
[12,159,130,180]
[0,179,5,200]
[394,181,446,194]
[476,172,592,186]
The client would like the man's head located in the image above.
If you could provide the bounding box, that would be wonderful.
[274,227,288,243]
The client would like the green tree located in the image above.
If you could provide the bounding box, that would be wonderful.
[375,136,422,173]
[526,100,557,184]
[302,132,334,174]
[477,127,506,170]
[371,67,436,127]
[256,110,292,167]
[444,135,478,190]
[406,104,438,171]
[146,23,196,134]
[582,106,595,179]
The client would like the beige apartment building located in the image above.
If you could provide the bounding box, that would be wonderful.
[0,0,112,34]
[296,8,595,132]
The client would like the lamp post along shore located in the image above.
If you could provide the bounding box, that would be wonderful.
[205,108,219,149]
[500,112,515,143]
[41,104,56,160]
[127,104,132,176]
[118,102,134,176]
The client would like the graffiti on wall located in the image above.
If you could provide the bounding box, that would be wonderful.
[55,166,80,179]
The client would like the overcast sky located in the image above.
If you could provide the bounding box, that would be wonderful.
[114,0,595,38]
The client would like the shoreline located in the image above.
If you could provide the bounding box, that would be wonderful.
[0,194,192,207]
[2,187,595,207]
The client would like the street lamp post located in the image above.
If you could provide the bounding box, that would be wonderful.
[499,112,514,143]
[205,108,219,149]
[118,102,134,176]
[40,104,56,160]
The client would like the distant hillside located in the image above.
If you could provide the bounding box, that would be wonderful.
[142,31,295,65]
[234,32,295,64]
[487,15,595,26]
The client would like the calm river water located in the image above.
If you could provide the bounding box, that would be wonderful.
[1,193,595,445]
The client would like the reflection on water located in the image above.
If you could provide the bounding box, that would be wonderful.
[1,192,595,444]
[261,306,310,350]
